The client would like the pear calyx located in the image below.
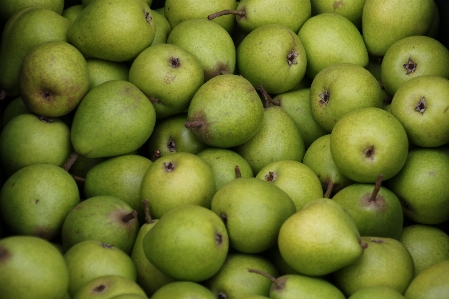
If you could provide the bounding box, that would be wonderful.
[151,150,161,162]
[319,90,330,106]
[215,233,223,245]
[144,10,152,24]
[265,171,277,182]
[37,115,54,123]
[369,174,384,202]
[169,57,180,68]
[207,9,246,21]
[364,145,375,161]
[93,284,106,293]
[122,210,138,223]
[219,213,228,226]
[101,243,114,249]
[217,292,227,299]
[287,50,299,66]
[415,97,427,115]
[41,90,52,101]
[164,161,175,172]
[167,136,176,152]
[403,57,417,75]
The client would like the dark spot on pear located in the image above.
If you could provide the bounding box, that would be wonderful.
[220,213,228,226]
[41,91,52,101]
[403,57,417,75]
[265,171,276,182]
[415,97,427,114]
[101,243,113,249]
[217,292,227,299]
[37,115,54,123]
[164,162,175,172]
[371,238,384,243]
[215,233,223,245]
[333,0,345,10]
[93,284,106,293]
[151,150,161,162]
[364,145,375,161]
[148,96,162,105]
[0,246,11,263]
[400,198,413,211]
[34,199,39,204]
[204,62,231,81]
[287,50,299,66]
[167,136,176,152]
[319,90,330,106]
[169,57,180,68]
[144,10,152,23]
[34,226,52,239]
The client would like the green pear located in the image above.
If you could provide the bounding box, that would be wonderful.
[302,134,354,197]
[310,0,366,28]
[381,36,449,97]
[362,0,435,58]
[18,41,90,117]
[0,113,72,177]
[84,154,153,223]
[68,0,156,62]
[86,58,129,90]
[150,9,171,45]
[398,224,449,276]
[0,0,64,25]
[278,198,363,276]
[211,177,296,253]
[129,43,204,119]
[386,148,449,225]
[332,175,404,239]
[404,259,449,299]
[1,96,31,128]
[69,155,107,181]
[333,237,415,297]
[204,252,279,299]
[62,4,84,23]
[235,105,305,175]
[64,240,137,297]
[150,281,216,299]
[236,23,307,94]
[130,200,175,297]
[309,62,384,132]
[298,12,368,79]
[348,286,406,299]
[389,75,449,147]
[140,152,216,219]
[330,107,409,183]
[70,80,156,159]
[265,246,299,276]
[61,195,140,254]
[0,235,69,299]
[164,0,237,33]
[0,6,71,97]
[147,113,208,158]
[272,88,327,149]
[0,163,80,240]
[255,160,323,211]
[167,18,236,81]
[72,275,147,299]
[142,205,229,282]
[184,74,265,148]
[197,147,254,191]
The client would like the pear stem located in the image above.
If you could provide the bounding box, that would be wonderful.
[71,174,86,183]
[122,210,138,222]
[185,120,204,129]
[369,174,384,202]
[257,84,280,108]
[63,152,79,172]
[151,150,161,162]
[324,181,334,198]
[142,199,152,224]
[247,268,282,290]
[0,90,6,101]
[207,9,245,21]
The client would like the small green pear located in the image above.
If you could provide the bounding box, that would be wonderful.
[150,281,216,299]
[404,259,449,299]
[86,58,129,90]
[72,275,147,299]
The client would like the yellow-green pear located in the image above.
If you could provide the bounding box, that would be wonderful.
[0,0,64,23]
[150,281,216,299]
[404,259,449,299]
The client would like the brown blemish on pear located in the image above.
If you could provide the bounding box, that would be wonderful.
[144,10,152,24]
[265,171,277,182]
[204,62,232,81]
[0,246,11,263]
[333,0,345,10]
[235,165,241,178]
[101,242,114,249]
[93,284,107,293]
[185,110,214,143]
[34,226,52,239]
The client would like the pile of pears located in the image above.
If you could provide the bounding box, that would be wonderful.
[1,0,449,298]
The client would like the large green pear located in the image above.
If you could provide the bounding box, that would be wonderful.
[68,0,156,62]
[0,0,64,23]
[150,9,172,45]
[404,259,449,299]
[70,80,156,159]
[0,235,69,299]
[0,6,71,97]
[150,281,216,299]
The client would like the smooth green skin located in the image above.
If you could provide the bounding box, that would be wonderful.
[390,75,449,147]
[211,177,296,253]
[185,74,264,148]
[332,183,404,239]
[167,19,236,81]
[386,148,449,225]
[362,0,435,58]
[68,0,156,62]
[256,160,323,211]
[62,4,84,23]
[399,224,449,276]
[348,286,406,299]
[140,152,216,219]
[150,281,216,299]
[147,113,208,157]
[70,80,156,158]
[278,198,363,277]
[404,259,449,299]
[302,134,354,197]
[143,205,229,282]
[333,237,415,297]
[0,7,71,97]
[1,96,31,128]
[381,36,449,97]
[64,240,137,297]
[197,147,254,191]
[61,196,140,254]
[237,23,307,95]
[235,106,305,175]
[0,163,80,240]
[204,253,279,299]
[86,58,129,91]
[310,0,366,29]
[330,107,409,183]
[269,274,346,299]
[72,275,147,299]
[129,43,204,119]
[150,9,171,45]
[0,236,69,299]
[0,0,64,23]
[298,12,368,79]
[0,113,72,177]
[164,0,236,33]
[234,0,311,33]
[309,63,384,132]
[84,154,152,224]
[273,88,327,149]
[130,219,176,297]
[19,41,90,117]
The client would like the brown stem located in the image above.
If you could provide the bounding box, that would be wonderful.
[369,174,384,202]
[142,199,152,224]
[324,181,334,198]
[235,165,241,178]
[122,210,138,222]
[247,268,282,290]
[207,9,245,21]
[71,175,86,183]
[0,90,6,101]
[151,150,161,162]
[185,120,204,129]
[63,152,79,172]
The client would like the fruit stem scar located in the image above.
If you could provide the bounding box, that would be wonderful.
[41,91,51,100]
[364,145,375,161]
[415,97,426,114]
[403,57,417,75]
[287,50,299,66]
[169,57,180,68]
[319,90,330,106]
[164,161,175,172]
